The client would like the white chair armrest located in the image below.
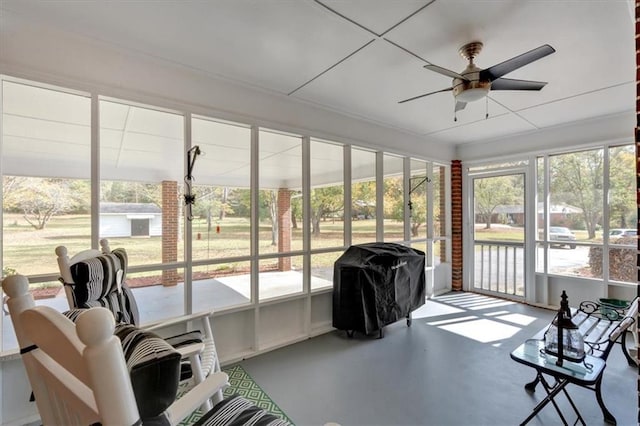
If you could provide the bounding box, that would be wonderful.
[164,371,229,426]
[174,342,205,358]
[143,310,215,332]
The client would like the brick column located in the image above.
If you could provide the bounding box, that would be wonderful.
[162,180,179,286]
[451,160,463,291]
[277,188,291,271]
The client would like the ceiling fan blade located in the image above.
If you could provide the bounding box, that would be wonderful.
[454,101,467,112]
[398,87,453,104]
[480,44,555,81]
[424,64,469,81]
[490,78,548,91]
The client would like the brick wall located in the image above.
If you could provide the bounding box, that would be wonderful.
[277,188,292,271]
[451,160,463,290]
[162,180,179,286]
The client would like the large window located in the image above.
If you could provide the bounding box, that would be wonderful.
[433,163,448,265]
[309,139,344,293]
[191,117,251,261]
[2,80,92,350]
[547,149,603,277]
[606,145,636,284]
[383,153,404,242]
[351,148,376,245]
[409,159,427,242]
[100,99,184,268]
[0,76,450,352]
[536,144,636,284]
[310,139,344,250]
[2,81,91,277]
[258,129,303,254]
[258,128,303,300]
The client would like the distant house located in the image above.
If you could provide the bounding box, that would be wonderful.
[542,203,583,228]
[100,202,162,237]
[475,203,583,227]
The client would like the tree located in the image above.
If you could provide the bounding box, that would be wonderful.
[311,186,343,236]
[291,192,301,229]
[608,146,636,228]
[231,188,251,217]
[408,176,427,237]
[100,181,160,205]
[383,176,403,219]
[550,150,603,239]
[474,175,521,229]
[352,181,376,219]
[191,186,234,222]
[253,190,279,245]
[3,176,24,205]
[8,178,76,230]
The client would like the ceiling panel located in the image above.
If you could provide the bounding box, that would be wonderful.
[1,0,374,94]
[0,0,635,151]
[519,82,635,129]
[429,113,537,145]
[318,0,431,35]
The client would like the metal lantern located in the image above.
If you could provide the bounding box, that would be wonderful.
[544,290,585,366]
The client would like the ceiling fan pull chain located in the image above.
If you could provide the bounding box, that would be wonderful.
[485,96,489,119]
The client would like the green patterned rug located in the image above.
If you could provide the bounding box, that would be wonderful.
[179,364,292,425]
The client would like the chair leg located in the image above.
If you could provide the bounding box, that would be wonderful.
[620,332,637,367]
[524,374,540,392]
[189,354,212,412]
[594,375,616,425]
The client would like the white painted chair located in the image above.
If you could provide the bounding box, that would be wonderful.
[2,274,229,426]
[55,239,222,408]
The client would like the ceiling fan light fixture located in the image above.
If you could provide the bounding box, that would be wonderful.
[456,86,490,102]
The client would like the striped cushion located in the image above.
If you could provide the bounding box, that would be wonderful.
[61,312,181,420]
[194,395,292,426]
[62,308,87,323]
[115,324,181,420]
[68,248,140,325]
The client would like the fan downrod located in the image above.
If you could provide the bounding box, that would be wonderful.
[458,42,483,63]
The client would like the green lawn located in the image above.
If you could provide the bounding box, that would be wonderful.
[2,213,406,283]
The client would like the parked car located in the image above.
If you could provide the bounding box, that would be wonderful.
[609,228,637,240]
[549,226,576,249]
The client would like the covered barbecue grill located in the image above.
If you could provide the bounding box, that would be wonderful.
[332,242,426,338]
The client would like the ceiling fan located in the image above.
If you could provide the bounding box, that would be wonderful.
[399,42,556,119]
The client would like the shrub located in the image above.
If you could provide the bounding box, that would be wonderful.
[589,237,636,282]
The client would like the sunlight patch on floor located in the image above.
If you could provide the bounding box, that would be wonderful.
[426,315,478,326]
[420,293,540,345]
[494,313,537,326]
[466,300,516,310]
[438,318,521,343]
[433,293,516,311]
[413,300,464,319]
[483,310,512,316]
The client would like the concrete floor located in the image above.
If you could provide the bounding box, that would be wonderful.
[237,293,637,426]
[4,286,636,425]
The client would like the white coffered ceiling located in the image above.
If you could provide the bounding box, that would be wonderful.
[0,0,635,160]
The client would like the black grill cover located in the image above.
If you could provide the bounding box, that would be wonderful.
[333,242,426,335]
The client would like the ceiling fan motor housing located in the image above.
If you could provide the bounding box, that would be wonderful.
[452,64,491,102]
